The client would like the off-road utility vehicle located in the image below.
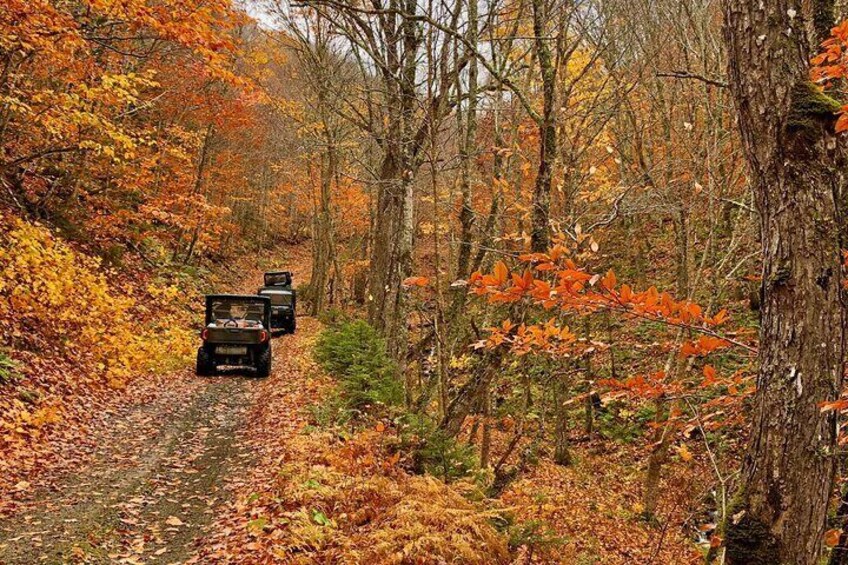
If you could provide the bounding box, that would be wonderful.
[258,271,296,334]
[196,294,273,377]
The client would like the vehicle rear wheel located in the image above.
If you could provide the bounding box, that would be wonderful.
[286,317,297,334]
[196,347,216,376]
[255,344,272,378]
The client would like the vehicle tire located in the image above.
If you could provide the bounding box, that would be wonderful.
[287,317,297,334]
[196,347,216,376]
[255,344,272,378]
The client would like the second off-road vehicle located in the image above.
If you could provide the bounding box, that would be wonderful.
[258,271,296,334]
[196,294,273,377]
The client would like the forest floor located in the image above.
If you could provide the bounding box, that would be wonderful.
[0,245,703,564]
[0,367,261,564]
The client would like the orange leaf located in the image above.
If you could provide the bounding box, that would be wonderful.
[837,112,848,133]
[679,341,699,357]
[697,335,730,353]
[523,268,534,289]
[687,302,702,319]
[493,261,509,285]
[402,276,430,287]
[601,269,617,290]
[825,528,842,547]
[709,308,729,326]
[820,399,848,413]
[558,269,592,283]
[702,364,718,387]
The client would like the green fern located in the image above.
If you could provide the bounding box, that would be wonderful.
[0,351,19,385]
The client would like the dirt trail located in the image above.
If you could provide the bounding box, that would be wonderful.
[0,250,313,565]
[0,374,260,564]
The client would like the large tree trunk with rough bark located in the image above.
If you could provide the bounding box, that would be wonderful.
[309,144,337,315]
[366,0,420,359]
[723,2,845,564]
[368,149,414,357]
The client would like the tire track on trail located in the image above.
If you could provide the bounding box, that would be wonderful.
[190,316,328,564]
[0,368,269,564]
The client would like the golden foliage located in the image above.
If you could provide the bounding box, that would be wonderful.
[0,214,193,387]
[264,428,510,564]
[355,476,510,564]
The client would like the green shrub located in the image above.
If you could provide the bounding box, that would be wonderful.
[0,351,19,385]
[314,320,403,411]
[596,401,654,444]
[307,390,353,427]
[316,307,351,327]
[314,321,477,482]
[400,414,477,482]
[507,519,565,555]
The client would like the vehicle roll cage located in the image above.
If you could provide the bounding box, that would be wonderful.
[263,271,292,287]
[204,294,271,328]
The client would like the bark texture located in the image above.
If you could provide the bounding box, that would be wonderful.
[530,0,556,252]
[366,0,421,355]
[363,0,461,359]
[309,144,338,315]
[723,2,845,564]
[455,0,478,279]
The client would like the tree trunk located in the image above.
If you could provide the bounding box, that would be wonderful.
[367,0,422,362]
[583,318,594,438]
[530,0,556,253]
[455,0,478,279]
[642,396,670,522]
[309,144,336,316]
[553,370,571,466]
[723,3,845,564]
[674,209,689,297]
[368,156,414,356]
[829,478,848,565]
[480,382,491,468]
[181,124,214,264]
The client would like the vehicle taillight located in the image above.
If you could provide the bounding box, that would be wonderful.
[201,328,209,341]
[259,330,268,342]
